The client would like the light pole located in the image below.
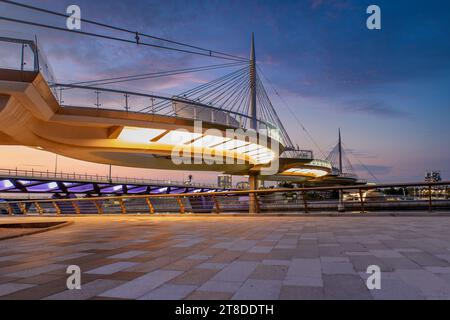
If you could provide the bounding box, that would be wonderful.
[54,154,58,174]
[108,164,112,183]
[338,129,345,212]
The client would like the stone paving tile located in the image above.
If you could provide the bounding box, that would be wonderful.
[0,283,35,297]
[124,256,175,273]
[262,259,291,266]
[402,252,449,267]
[232,279,282,300]
[6,264,66,278]
[16,274,63,285]
[379,258,422,270]
[348,255,393,272]
[102,271,145,281]
[370,250,405,259]
[0,254,26,262]
[170,268,219,285]
[249,264,288,280]
[45,279,124,300]
[108,250,147,259]
[210,261,258,282]
[86,262,139,275]
[425,267,450,274]
[207,251,243,263]
[196,262,228,270]
[248,246,273,254]
[284,258,323,287]
[186,254,211,260]
[2,216,450,300]
[358,272,425,300]
[0,260,55,275]
[393,269,450,298]
[139,284,198,300]
[237,252,267,262]
[323,274,372,300]
[198,280,243,293]
[322,262,356,275]
[279,286,325,300]
[161,258,203,271]
[186,290,233,300]
[0,276,19,285]
[99,270,182,299]
[0,277,73,300]
[52,252,94,262]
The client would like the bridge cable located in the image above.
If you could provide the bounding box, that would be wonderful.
[256,65,327,159]
[66,62,246,87]
[0,0,248,62]
[0,15,246,62]
[342,142,380,183]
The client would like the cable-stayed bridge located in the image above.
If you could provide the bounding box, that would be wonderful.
[0,1,368,215]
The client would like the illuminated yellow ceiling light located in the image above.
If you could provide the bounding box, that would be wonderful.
[118,127,166,144]
[233,144,258,153]
[117,127,276,165]
[283,168,328,178]
[246,146,271,156]
[253,153,276,164]
[213,139,248,151]
[189,135,231,148]
[157,130,203,145]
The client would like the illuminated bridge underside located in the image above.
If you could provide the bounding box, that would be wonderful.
[0,69,331,181]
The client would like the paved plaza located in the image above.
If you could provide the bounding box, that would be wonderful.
[1,215,450,300]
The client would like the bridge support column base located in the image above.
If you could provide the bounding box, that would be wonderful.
[249,174,259,214]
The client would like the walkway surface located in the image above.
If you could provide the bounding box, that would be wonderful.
[1,215,450,300]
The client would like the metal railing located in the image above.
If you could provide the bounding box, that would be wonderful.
[1,181,449,216]
[0,33,287,146]
[0,168,218,189]
[0,32,59,99]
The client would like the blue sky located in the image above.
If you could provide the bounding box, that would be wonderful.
[0,0,449,182]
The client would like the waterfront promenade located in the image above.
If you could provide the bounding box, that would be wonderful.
[1,215,450,300]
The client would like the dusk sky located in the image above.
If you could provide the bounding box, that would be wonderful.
[0,0,449,183]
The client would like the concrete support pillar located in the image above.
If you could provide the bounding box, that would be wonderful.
[249,174,259,214]
[338,189,345,212]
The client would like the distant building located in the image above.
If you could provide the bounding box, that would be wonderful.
[218,174,232,189]
[236,181,249,190]
[425,171,442,183]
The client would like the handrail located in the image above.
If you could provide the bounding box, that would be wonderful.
[52,83,278,131]
[0,168,218,188]
[4,181,450,205]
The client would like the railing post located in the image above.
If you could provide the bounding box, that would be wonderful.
[428,185,433,212]
[255,191,261,213]
[338,189,345,212]
[212,195,221,214]
[94,201,103,215]
[359,189,365,213]
[119,199,127,214]
[145,197,155,214]
[6,203,13,216]
[52,202,61,216]
[18,203,27,215]
[302,191,309,213]
[177,197,185,214]
[72,201,81,215]
[34,202,44,215]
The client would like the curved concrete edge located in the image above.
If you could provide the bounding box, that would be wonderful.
[0,221,74,241]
